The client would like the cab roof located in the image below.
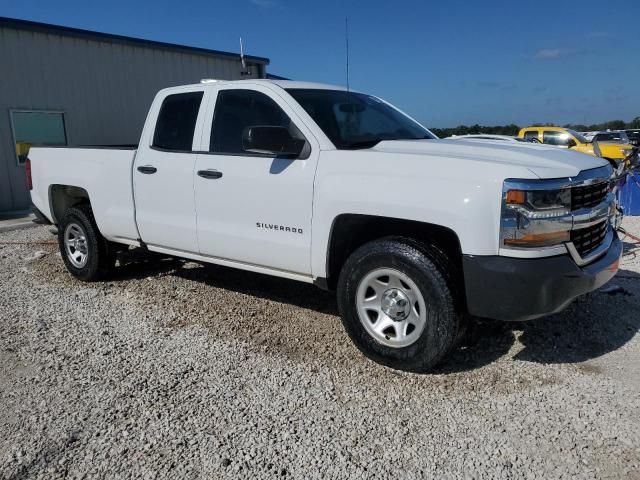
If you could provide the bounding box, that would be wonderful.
[174,79,348,92]
[520,126,570,132]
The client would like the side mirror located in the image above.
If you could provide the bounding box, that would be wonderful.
[242,126,305,158]
[566,138,577,148]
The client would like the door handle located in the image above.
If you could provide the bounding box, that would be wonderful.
[137,165,157,174]
[197,169,223,179]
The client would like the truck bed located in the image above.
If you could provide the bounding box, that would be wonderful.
[29,147,140,244]
[41,144,138,149]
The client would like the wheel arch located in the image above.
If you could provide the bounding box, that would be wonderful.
[322,214,465,304]
[49,184,91,224]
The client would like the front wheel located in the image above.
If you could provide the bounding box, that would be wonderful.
[58,205,116,281]
[337,237,462,372]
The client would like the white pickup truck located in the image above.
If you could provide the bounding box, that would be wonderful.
[28,79,622,372]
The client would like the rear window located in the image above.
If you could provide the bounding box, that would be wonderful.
[153,92,204,151]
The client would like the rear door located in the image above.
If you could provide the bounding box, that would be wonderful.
[193,85,319,275]
[133,89,206,252]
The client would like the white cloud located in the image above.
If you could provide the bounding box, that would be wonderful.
[250,0,276,7]
[533,48,566,59]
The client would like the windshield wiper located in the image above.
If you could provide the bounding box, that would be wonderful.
[342,140,383,150]
[342,136,432,150]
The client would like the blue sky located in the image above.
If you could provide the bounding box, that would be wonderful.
[2,0,639,127]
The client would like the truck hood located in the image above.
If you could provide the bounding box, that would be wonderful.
[589,141,635,159]
[370,138,607,178]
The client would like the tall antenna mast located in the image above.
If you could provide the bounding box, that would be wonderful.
[345,17,350,91]
[239,37,251,76]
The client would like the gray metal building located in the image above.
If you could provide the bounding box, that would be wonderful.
[0,17,270,213]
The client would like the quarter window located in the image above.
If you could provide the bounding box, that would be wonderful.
[522,131,539,142]
[153,91,204,151]
[210,89,291,154]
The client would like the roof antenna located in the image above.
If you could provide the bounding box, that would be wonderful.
[345,17,350,91]
[240,37,251,76]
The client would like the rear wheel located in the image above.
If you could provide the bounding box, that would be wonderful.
[337,237,462,372]
[58,205,116,281]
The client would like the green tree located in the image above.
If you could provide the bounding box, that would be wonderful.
[628,117,640,129]
[604,120,626,130]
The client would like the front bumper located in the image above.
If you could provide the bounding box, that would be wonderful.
[462,231,622,321]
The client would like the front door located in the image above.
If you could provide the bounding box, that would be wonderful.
[194,86,318,275]
[133,90,205,253]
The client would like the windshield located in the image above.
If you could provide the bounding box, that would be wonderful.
[286,89,435,149]
[566,129,589,143]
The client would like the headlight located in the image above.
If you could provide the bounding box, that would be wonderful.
[505,188,571,215]
[500,180,572,249]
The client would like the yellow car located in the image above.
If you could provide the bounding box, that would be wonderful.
[517,126,634,161]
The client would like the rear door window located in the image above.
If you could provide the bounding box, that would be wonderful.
[153,91,204,151]
[522,130,539,142]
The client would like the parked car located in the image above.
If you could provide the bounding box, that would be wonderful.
[591,130,630,144]
[517,126,635,163]
[625,129,640,147]
[446,134,529,143]
[28,80,622,372]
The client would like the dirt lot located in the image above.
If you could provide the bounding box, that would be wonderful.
[1,219,639,479]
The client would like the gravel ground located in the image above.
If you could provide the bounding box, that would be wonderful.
[1,219,639,479]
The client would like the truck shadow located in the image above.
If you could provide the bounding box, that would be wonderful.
[438,267,640,373]
[114,248,338,313]
[110,249,640,374]
[620,239,639,261]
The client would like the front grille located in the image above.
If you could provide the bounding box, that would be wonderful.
[570,221,608,257]
[571,182,609,210]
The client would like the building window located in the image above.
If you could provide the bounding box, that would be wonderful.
[152,91,204,152]
[10,110,67,164]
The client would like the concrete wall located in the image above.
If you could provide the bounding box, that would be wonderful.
[0,26,265,212]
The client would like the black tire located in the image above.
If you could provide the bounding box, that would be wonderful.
[58,204,116,281]
[337,237,462,373]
